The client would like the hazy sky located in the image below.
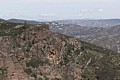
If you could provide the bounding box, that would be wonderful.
[0,0,120,21]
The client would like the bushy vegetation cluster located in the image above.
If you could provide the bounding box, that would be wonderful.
[0,21,29,36]
[26,58,44,68]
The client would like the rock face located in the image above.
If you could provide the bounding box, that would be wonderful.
[0,23,120,80]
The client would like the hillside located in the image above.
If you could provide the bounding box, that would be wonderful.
[0,21,120,80]
[50,22,120,53]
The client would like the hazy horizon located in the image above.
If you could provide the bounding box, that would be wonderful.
[0,0,120,21]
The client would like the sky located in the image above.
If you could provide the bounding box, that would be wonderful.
[0,0,120,21]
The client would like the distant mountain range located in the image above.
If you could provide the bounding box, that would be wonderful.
[7,19,41,24]
[0,18,47,24]
[0,18,5,21]
[55,19,120,27]
[1,18,120,26]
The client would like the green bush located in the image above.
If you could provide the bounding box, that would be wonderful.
[26,58,44,68]
[24,68,32,75]
[31,73,37,78]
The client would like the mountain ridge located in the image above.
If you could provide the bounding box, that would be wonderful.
[0,21,120,79]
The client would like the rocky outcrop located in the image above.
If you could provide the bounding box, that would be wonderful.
[0,23,120,80]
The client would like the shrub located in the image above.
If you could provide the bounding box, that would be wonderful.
[24,68,32,75]
[26,58,44,68]
[31,73,37,78]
